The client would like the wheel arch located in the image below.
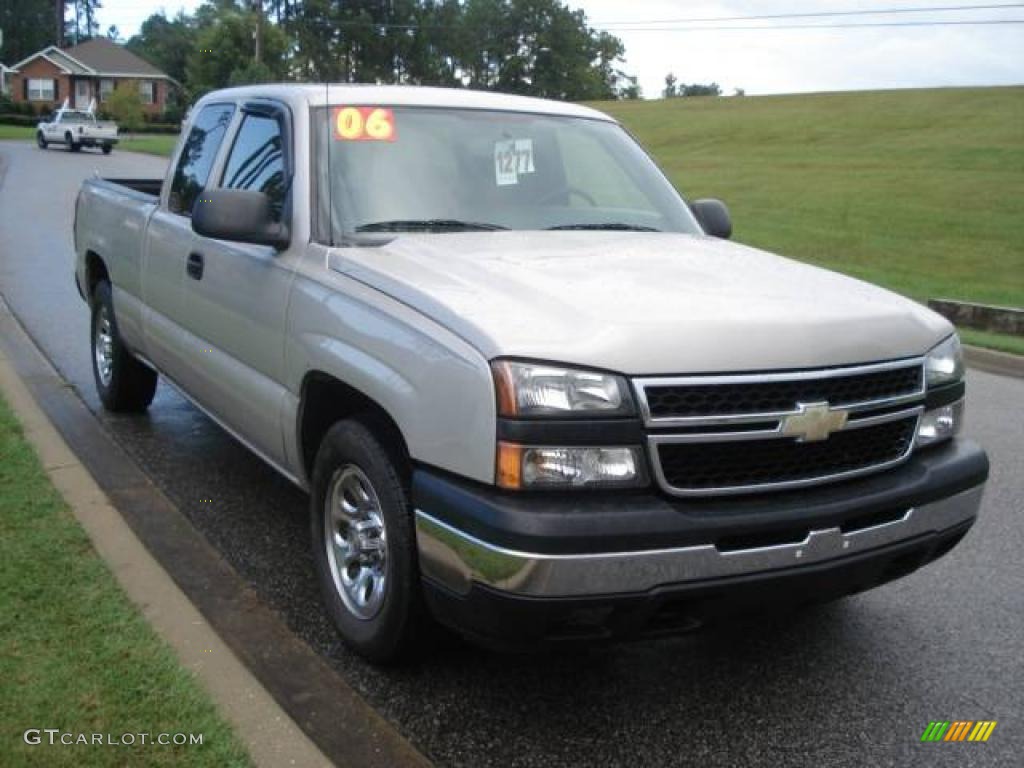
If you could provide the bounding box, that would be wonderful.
[84,250,110,300]
[297,371,411,486]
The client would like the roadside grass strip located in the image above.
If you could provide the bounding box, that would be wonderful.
[0,394,252,767]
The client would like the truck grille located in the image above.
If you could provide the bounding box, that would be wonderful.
[643,365,922,420]
[654,417,917,494]
[636,359,926,496]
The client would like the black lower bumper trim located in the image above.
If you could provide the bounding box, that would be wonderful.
[422,518,974,648]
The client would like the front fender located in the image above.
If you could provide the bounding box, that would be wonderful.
[286,270,496,484]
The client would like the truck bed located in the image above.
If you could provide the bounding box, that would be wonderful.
[99,178,163,199]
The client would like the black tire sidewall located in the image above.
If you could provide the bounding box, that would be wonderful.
[310,420,421,661]
[91,282,117,407]
[90,281,155,411]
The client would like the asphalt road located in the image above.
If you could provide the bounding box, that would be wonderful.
[1,140,1021,767]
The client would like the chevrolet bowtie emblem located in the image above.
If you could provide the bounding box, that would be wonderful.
[781,401,849,442]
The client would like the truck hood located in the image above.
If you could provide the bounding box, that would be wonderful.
[328,232,951,375]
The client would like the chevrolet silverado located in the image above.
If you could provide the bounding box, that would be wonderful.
[74,85,988,662]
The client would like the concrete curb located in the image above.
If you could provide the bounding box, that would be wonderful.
[0,296,431,768]
[0,306,334,767]
[965,345,1024,380]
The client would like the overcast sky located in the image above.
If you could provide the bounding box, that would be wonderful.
[98,0,1024,97]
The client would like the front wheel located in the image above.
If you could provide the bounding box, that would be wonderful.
[91,281,158,412]
[311,419,427,663]
[36,132,47,149]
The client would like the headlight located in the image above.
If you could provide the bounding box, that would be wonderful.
[916,401,964,447]
[497,442,645,489]
[492,360,633,417]
[925,335,964,388]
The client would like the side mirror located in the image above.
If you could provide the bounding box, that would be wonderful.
[690,198,732,239]
[192,188,289,249]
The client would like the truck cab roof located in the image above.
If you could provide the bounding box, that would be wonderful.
[192,83,617,123]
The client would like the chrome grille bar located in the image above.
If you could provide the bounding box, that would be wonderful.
[634,357,925,429]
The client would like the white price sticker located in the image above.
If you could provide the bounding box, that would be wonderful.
[494,139,535,186]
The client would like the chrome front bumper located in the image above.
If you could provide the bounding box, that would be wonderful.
[415,484,984,599]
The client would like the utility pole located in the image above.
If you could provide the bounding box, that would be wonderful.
[253,0,263,65]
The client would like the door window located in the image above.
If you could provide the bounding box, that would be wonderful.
[220,114,287,222]
[168,104,235,216]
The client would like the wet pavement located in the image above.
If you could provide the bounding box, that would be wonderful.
[1,140,1021,767]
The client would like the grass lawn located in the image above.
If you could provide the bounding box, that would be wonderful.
[590,87,1024,310]
[0,394,251,767]
[960,328,1024,357]
[0,125,34,140]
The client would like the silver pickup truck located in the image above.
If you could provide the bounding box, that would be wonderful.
[74,85,988,662]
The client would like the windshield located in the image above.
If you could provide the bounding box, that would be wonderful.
[313,106,701,242]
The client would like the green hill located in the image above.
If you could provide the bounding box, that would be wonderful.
[588,87,1024,318]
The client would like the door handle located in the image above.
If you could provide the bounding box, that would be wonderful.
[186,251,204,281]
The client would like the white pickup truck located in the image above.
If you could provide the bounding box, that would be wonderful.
[38,99,118,153]
[74,85,988,662]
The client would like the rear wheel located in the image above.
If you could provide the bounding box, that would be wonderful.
[36,132,47,149]
[101,144,113,155]
[90,281,158,412]
[311,419,428,663]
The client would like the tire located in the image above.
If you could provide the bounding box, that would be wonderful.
[311,419,428,663]
[90,281,158,412]
[36,132,47,149]
[102,144,113,155]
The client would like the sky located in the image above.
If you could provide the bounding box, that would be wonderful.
[97,0,1024,97]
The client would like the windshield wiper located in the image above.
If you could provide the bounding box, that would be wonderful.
[547,223,661,232]
[355,219,508,233]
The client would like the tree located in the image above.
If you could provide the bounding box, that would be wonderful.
[126,11,196,86]
[663,73,677,99]
[617,74,641,100]
[67,0,102,44]
[664,77,722,98]
[0,0,58,63]
[122,1,637,104]
[680,82,721,97]
[187,1,288,97]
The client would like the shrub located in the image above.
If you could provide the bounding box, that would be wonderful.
[0,114,41,126]
[104,88,145,132]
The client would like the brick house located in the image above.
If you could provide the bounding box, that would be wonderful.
[7,37,176,116]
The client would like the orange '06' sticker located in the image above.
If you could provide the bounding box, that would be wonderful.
[331,107,396,142]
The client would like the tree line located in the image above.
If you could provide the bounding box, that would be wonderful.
[1,1,641,119]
